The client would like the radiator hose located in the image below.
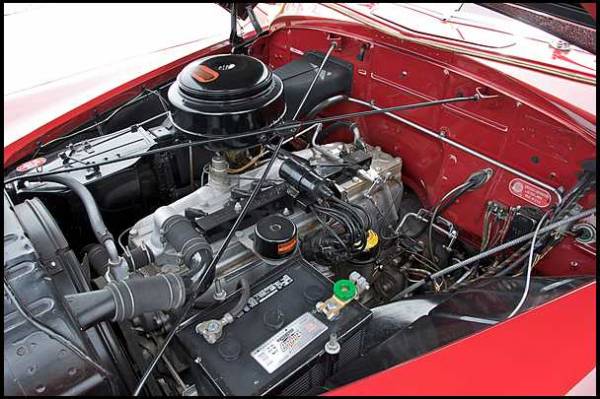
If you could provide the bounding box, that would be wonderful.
[30,174,128,280]
[85,243,153,276]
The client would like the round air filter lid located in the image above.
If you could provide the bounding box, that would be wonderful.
[173,54,277,106]
[167,53,286,151]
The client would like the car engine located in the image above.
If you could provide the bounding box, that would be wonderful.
[4,45,595,396]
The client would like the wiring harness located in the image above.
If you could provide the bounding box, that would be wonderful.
[304,196,373,266]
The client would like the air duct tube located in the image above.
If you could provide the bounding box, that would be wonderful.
[162,214,212,271]
[65,273,186,329]
[153,206,214,294]
[85,243,153,276]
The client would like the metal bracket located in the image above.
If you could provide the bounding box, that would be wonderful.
[395,208,458,251]
[487,201,509,220]
[327,34,343,51]
[474,86,500,100]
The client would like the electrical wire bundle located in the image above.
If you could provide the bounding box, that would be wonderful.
[424,169,492,262]
[479,203,514,251]
[303,196,373,266]
[392,169,491,278]
[487,165,593,281]
[390,161,596,304]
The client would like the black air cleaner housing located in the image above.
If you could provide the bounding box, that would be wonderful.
[168,54,286,151]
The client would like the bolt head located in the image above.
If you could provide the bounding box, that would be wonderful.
[213,290,227,301]
[207,321,220,332]
[569,261,579,269]
[325,335,341,355]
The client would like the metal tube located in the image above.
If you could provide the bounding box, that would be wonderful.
[395,211,456,240]
[162,355,187,392]
[347,97,564,205]
[5,95,482,186]
[281,123,321,146]
[188,144,194,190]
[390,207,596,300]
[382,182,399,223]
[292,42,338,121]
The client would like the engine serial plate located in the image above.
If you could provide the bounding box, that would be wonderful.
[251,312,327,374]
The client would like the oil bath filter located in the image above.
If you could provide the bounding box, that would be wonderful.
[254,215,297,259]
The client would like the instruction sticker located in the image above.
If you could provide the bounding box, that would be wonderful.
[508,178,551,208]
[251,312,327,374]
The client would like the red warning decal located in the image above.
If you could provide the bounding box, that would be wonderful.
[16,157,47,173]
[508,178,551,208]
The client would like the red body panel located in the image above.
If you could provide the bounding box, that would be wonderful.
[326,282,596,396]
[330,3,596,81]
[3,3,596,395]
[582,3,596,21]
[251,12,596,276]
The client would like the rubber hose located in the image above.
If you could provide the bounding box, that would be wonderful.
[86,243,111,276]
[313,120,358,146]
[85,243,153,275]
[229,278,250,316]
[161,214,213,273]
[426,169,491,261]
[126,246,155,272]
[66,273,186,329]
[304,94,348,121]
[34,174,120,263]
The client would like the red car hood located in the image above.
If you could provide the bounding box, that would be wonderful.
[3,3,596,166]
[3,35,227,150]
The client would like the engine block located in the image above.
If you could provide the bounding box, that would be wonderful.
[128,143,403,279]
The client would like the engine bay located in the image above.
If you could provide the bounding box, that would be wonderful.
[3,29,596,396]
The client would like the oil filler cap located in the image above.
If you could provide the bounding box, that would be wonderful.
[333,279,357,302]
[254,215,298,260]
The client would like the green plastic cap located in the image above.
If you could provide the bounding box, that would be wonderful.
[333,279,357,302]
